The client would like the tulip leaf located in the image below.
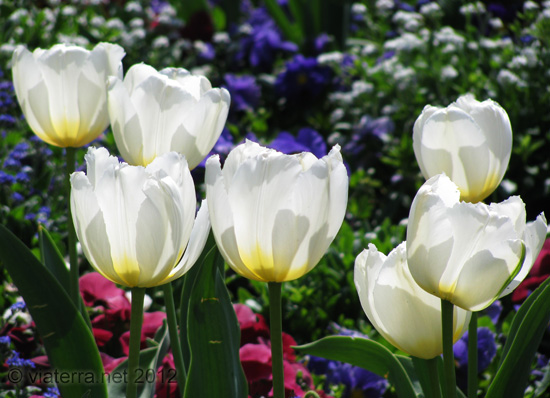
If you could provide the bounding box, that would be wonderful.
[38,226,93,330]
[38,226,70,291]
[486,276,550,398]
[296,336,417,398]
[179,232,218,374]
[107,322,170,398]
[183,244,248,398]
[0,223,107,398]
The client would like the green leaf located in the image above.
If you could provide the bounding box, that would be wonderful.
[296,336,417,398]
[0,224,107,398]
[38,226,93,330]
[107,322,170,398]
[179,233,217,374]
[38,226,69,291]
[263,0,303,44]
[183,245,248,398]
[486,276,550,398]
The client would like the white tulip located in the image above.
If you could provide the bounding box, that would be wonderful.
[205,140,348,282]
[354,242,471,359]
[413,94,512,202]
[107,63,230,168]
[12,43,125,147]
[406,173,546,311]
[70,147,210,288]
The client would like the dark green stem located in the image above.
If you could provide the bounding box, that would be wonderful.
[441,299,457,398]
[126,287,146,398]
[268,282,284,398]
[468,312,478,398]
[65,147,79,308]
[426,357,442,398]
[162,282,187,392]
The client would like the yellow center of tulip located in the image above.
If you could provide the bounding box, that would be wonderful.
[239,244,308,283]
[113,254,141,287]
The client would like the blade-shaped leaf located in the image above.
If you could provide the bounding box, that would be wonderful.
[183,246,248,398]
[107,322,170,398]
[179,232,217,375]
[0,223,107,398]
[296,336,417,398]
[38,226,93,330]
[486,276,550,398]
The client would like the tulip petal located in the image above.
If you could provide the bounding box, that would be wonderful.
[355,243,470,359]
[164,200,211,284]
[500,213,548,297]
[108,76,145,165]
[206,155,261,281]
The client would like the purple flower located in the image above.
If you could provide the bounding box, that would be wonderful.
[198,42,216,61]
[236,7,298,71]
[269,128,327,158]
[307,325,388,398]
[453,327,497,391]
[275,55,332,104]
[343,115,395,158]
[224,74,261,112]
[483,300,503,325]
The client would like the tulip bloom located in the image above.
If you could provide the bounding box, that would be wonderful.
[354,243,471,359]
[412,94,512,203]
[406,174,547,311]
[12,43,125,147]
[205,140,348,282]
[107,63,230,169]
[70,147,210,288]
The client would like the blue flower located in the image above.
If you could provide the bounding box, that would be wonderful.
[269,128,327,158]
[6,351,35,368]
[0,170,15,185]
[44,386,60,398]
[275,55,333,104]
[9,301,26,313]
[224,74,261,112]
[0,336,11,346]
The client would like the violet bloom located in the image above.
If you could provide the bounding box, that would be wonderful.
[275,55,332,104]
[224,74,261,112]
[236,7,297,71]
[269,128,327,159]
[453,327,497,391]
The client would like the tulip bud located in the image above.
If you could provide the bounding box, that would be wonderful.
[205,140,348,282]
[107,63,230,169]
[413,94,512,203]
[12,43,125,148]
[354,242,471,359]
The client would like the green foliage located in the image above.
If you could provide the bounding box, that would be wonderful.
[0,224,107,398]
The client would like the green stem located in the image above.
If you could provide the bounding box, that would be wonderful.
[126,287,146,398]
[268,282,284,398]
[65,147,79,308]
[304,391,321,398]
[441,299,457,398]
[162,282,187,393]
[426,357,442,398]
[468,312,478,398]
